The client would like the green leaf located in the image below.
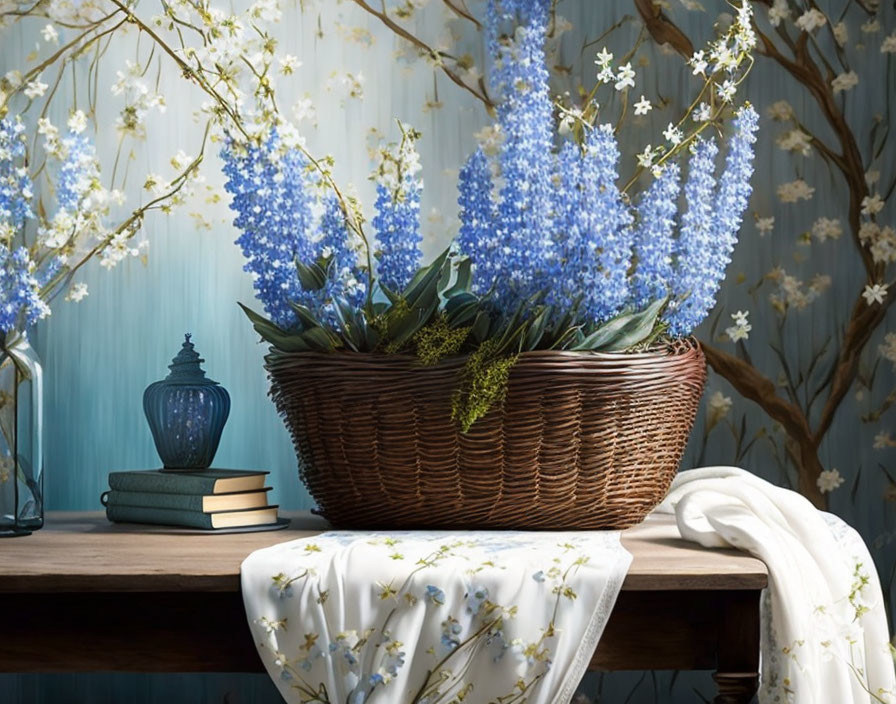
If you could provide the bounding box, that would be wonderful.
[470,311,490,343]
[570,310,638,351]
[375,281,402,306]
[331,298,362,352]
[443,257,473,298]
[522,306,552,351]
[547,295,583,344]
[402,248,450,307]
[356,311,380,350]
[238,303,310,352]
[601,298,668,352]
[444,291,480,327]
[295,257,329,291]
[446,300,480,328]
[302,326,342,352]
[387,291,441,349]
[289,302,323,330]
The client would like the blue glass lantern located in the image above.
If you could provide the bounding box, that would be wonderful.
[143,334,230,471]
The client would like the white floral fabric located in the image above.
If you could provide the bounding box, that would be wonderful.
[241,529,631,704]
[657,467,896,704]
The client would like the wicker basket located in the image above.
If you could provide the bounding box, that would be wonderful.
[266,339,706,530]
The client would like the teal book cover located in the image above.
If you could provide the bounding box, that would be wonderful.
[102,488,271,513]
[104,504,279,530]
[107,469,268,495]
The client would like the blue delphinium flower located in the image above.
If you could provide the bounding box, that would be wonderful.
[707,104,758,302]
[56,133,96,213]
[222,132,317,330]
[457,148,498,296]
[0,118,48,334]
[372,175,421,293]
[664,138,720,336]
[0,247,49,333]
[630,163,681,310]
[317,193,367,315]
[0,117,33,232]
[665,105,758,335]
[486,0,555,312]
[578,124,633,323]
[371,127,423,293]
[547,140,585,313]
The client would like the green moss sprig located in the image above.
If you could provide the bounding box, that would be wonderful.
[451,339,518,432]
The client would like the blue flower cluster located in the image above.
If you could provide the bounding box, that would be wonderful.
[665,106,758,335]
[485,0,554,312]
[222,132,318,329]
[577,125,634,322]
[0,117,32,231]
[457,148,497,296]
[223,132,372,329]
[56,133,96,213]
[225,127,428,328]
[0,117,44,334]
[545,128,633,322]
[317,193,366,312]
[0,247,47,333]
[372,175,422,293]
[456,0,759,336]
[630,163,681,310]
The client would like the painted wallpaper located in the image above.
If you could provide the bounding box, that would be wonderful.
[1,0,894,702]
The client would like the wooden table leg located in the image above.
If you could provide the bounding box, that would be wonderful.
[713,589,761,703]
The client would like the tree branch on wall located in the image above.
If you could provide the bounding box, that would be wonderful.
[349,0,495,111]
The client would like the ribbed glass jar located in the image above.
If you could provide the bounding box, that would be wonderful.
[143,334,230,470]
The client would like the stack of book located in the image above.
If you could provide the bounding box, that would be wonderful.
[103,469,279,530]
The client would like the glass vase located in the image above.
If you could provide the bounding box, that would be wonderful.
[0,333,43,536]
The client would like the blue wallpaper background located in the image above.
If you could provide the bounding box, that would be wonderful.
[1,0,894,701]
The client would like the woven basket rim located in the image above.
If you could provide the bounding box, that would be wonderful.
[266,337,702,365]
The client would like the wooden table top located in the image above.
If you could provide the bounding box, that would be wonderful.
[0,511,768,593]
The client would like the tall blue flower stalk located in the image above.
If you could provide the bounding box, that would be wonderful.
[484,0,555,312]
[0,247,47,333]
[630,163,681,310]
[547,141,585,313]
[665,105,758,335]
[0,117,46,334]
[578,125,633,323]
[372,174,422,293]
[318,193,367,312]
[663,138,719,335]
[0,117,32,232]
[457,148,498,297]
[56,133,96,213]
[222,133,319,330]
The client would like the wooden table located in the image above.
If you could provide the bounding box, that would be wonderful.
[0,512,767,703]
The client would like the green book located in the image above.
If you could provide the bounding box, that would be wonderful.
[102,488,271,513]
[108,469,268,495]
[105,504,279,529]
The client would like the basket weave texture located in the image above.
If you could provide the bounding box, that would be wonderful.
[267,339,706,530]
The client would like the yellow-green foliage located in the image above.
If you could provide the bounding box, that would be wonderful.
[451,339,518,432]
[414,316,470,366]
[370,299,411,354]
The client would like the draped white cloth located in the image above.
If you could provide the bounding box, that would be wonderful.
[657,467,896,704]
[241,529,631,704]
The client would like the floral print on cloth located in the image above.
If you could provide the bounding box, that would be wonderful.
[657,467,896,704]
[241,529,631,704]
